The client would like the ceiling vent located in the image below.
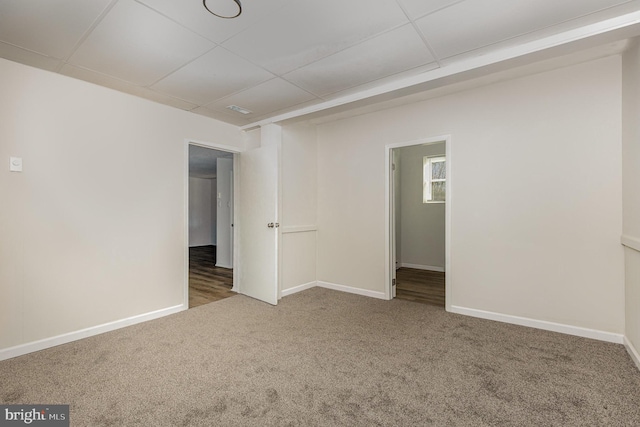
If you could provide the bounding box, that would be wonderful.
[203,0,242,19]
[226,105,252,115]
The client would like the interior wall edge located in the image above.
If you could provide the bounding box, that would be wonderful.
[399,263,445,272]
[316,281,388,300]
[624,336,640,372]
[621,234,640,252]
[0,304,186,361]
[280,281,317,297]
[450,305,624,344]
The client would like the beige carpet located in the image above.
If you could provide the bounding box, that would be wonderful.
[1,287,639,426]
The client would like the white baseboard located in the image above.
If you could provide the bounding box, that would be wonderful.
[215,263,233,269]
[450,305,624,344]
[0,304,186,361]
[621,234,640,252]
[317,281,387,300]
[400,263,445,272]
[624,336,640,371]
[280,280,387,300]
[281,281,317,297]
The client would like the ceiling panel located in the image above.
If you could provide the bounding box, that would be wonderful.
[0,0,638,128]
[0,0,113,59]
[397,0,463,20]
[320,62,441,101]
[60,64,198,111]
[416,0,632,59]
[151,47,274,105]
[136,0,292,44]
[68,0,214,86]
[222,0,408,75]
[203,78,318,118]
[284,25,436,97]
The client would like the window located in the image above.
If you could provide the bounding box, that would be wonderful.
[423,156,445,203]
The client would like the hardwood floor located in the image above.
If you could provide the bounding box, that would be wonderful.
[395,268,445,308]
[189,245,234,308]
[190,249,443,308]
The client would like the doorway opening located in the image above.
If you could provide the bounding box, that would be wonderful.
[187,142,237,308]
[386,136,451,310]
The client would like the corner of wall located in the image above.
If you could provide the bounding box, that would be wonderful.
[624,335,640,372]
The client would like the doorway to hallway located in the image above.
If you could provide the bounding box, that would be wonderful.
[395,268,445,307]
[185,126,282,309]
[187,144,235,308]
[189,245,234,308]
[386,136,451,309]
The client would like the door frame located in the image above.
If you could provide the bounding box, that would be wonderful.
[184,139,242,309]
[384,135,452,311]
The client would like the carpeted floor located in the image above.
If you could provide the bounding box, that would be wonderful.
[1,287,639,426]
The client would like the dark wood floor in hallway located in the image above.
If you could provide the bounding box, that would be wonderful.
[395,268,445,308]
[189,245,234,308]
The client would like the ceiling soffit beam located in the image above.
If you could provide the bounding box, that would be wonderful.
[240,10,640,131]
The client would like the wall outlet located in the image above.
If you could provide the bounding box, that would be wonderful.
[10,157,22,172]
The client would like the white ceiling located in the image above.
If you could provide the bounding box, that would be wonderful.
[1,0,640,127]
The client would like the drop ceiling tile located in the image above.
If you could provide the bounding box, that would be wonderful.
[397,0,463,20]
[222,0,408,75]
[320,62,440,101]
[284,25,435,97]
[0,0,112,59]
[204,78,318,118]
[415,0,632,59]
[68,0,214,86]
[151,47,274,105]
[135,0,292,43]
[0,42,61,72]
[60,64,198,111]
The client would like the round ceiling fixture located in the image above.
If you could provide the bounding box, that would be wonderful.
[203,0,242,19]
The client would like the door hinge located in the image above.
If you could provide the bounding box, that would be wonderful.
[392,163,396,171]
[392,279,396,286]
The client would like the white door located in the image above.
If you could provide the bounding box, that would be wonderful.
[237,142,279,305]
[216,157,233,268]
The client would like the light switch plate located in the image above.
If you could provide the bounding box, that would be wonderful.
[10,157,22,172]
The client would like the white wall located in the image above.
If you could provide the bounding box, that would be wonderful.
[317,56,624,334]
[622,40,640,363]
[216,157,233,268]
[280,123,318,293]
[397,142,445,270]
[0,58,243,353]
[188,177,216,247]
